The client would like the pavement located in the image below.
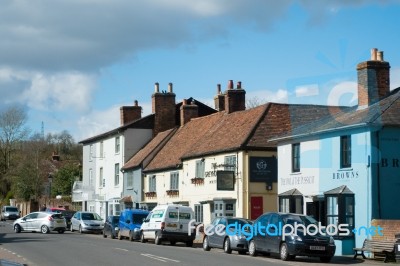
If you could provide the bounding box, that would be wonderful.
[0,246,29,266]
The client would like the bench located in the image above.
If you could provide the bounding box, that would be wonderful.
[353,239,396,263]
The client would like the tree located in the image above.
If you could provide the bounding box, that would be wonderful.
[246,96,267,109]
[52,163,80,199]
[0,105,30,198]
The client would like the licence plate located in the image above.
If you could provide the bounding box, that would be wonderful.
[57,220,63,223]
[310,246,325,251]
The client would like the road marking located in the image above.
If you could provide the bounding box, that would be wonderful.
[141,254,180,263]
[114,248,129,252]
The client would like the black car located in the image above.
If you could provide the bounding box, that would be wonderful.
[248,212,336,262]
[103,215,120,239]
[60,210,76,230]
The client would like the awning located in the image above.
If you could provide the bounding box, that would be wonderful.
[279,188,303,196]
[324,185,354,195]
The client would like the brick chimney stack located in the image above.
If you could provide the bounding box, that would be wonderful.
[152,82,176,136]
[214,84,225,111]
[224,80,246,113]
[180,99,198,126]
[357,48,390,108]
[120,100,142,126]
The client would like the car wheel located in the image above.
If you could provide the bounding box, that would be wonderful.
[320,256,332,263]
[248,240,257,257]
[58,229,65,234]
[129,231,134,241]
[224,238,232,254]
[41,225,50,234]
[70,224,74,232]
[140,231,147,243]
[280,243,290,261]
[103,230,107,238]
[154,233,161,245]
[111,232,116,239]
[14,224,21,233]
[186,240,193,247]
[79,225,83,234]
[203,236,211,251]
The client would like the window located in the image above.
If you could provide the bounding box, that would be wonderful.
[194,204,203,223]
[99,167,104,188]
[340,135,351,168]
[126,171,133,188]
[279,196,303,214]
[89,169,93,187]
[148,175,156,192]
[195,160,205,178]
[224,155,236,171]
[325,190,354,236]
[115,136,120,154]
[114,163,120,186]
[99,141,104,158]
[89,144,93,161]
[170,171,179,190]
[292,143,300,172]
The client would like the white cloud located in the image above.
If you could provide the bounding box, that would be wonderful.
[295,84,319,97]
[391,68,400,90]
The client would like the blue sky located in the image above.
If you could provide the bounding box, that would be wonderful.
[1,1,400,141]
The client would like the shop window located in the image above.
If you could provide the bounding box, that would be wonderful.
[325,186,354,236]
[279,196,303,214]
[340,135,352,168]
[292,143,300,172]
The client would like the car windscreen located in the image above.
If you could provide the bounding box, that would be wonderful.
[132,213,148,224]
[82,213,102,220]
[227,218,251,226]
[6,207,18,212]
[282,214,317,226]
[61,211,76,218]
[51,214,64,219]
[112,216,120,224]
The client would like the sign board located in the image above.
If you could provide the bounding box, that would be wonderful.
[249,156,277,182]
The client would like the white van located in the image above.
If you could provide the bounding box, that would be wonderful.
[1,206,20,221]
[140,204,195,246]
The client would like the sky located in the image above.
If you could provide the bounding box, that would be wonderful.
[1,0,400,142]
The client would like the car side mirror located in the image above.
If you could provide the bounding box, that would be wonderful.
[143,218,148,223]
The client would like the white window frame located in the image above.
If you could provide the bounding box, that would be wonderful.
[194,204,203,223]
[114,163,120,186]
[99,167,104,188]
[224,155,236,171]
[99,141,104,159]
[115,136,120,154]
[170,171,179,190]
[195,160,205,178]
[127,171,133,188]
[89,168,93,187]
[149,175,156,192]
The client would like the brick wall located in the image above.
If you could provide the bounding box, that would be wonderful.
[371,219,400,241]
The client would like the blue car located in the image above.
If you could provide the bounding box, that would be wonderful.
[118,209,149,241]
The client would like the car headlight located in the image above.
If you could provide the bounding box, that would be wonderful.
[134,228,139,232]
[329,236,335,245]
[115,227,119,231]
[289,234,302,242]
[84,223,89,226]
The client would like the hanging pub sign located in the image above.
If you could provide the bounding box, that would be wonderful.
[217,171,235,191]
[249,156,277,182]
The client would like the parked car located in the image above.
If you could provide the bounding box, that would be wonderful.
[71,211,104,234]
[1,206,20,221]
[13,212,66,234]
[140,204,195,246]
[118,209,149,241]
[248,212,336,262]
[103,215,120,239]
[202,216,251,255]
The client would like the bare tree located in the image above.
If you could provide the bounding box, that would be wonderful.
[246,96,267,109]
[0,105,30,197]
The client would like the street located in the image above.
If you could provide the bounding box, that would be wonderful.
[0,221,381,266]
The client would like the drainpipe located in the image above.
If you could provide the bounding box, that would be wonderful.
[376,131,381,219]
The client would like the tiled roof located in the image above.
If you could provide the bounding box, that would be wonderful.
[121,128,176,171]
[270,87,400,141]
[144,102,340,173]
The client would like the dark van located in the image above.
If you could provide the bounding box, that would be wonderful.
[118,209,149,241]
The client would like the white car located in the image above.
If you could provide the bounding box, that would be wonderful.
[13,212,67,234]
[70,211,104,234]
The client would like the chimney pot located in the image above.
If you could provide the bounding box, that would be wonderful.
[237,81,242,89]
[371,48,378,60]
[377,51,384,61]
[228,80,234,90]
[155,82,159,93]
[217,84,221,94]
[182,99,187,105]
[168,83,173,93]
[134,100,138,106]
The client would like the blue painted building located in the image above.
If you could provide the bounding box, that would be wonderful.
[272,49,400,255]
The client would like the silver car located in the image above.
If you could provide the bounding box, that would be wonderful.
[13,212,67,234]
[203,217,251,255]
[71,211,104,234]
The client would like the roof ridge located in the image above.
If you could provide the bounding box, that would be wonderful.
[369,89,400,125]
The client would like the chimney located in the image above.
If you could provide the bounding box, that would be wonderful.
[357,48,390,108]
[224,80,246,113]
[180,99,198,126]
[214,84,225,111]
[120,100,142,126]
[152,82,176,136]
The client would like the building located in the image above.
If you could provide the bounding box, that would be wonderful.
[271,49,400,255]
[124,80,341,224]
[73,83,216,218]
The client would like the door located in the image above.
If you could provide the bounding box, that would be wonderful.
[252,214,270,252]
[251,196,263,220]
